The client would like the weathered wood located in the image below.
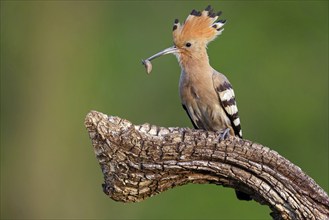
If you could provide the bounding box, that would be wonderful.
[84,110,329,220]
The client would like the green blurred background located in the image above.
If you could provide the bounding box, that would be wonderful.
[1,1,328,219]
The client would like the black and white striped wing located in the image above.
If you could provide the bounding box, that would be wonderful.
[213,72,243,138]
[213,71,252,201]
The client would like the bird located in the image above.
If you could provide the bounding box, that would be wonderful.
[142,5,251,201]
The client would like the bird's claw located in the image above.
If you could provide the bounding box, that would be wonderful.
[217,128,230,142]
[221,128,230,140]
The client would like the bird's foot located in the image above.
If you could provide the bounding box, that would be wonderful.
[217,128,230,142]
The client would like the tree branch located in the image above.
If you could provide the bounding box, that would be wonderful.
[84,110,329,220]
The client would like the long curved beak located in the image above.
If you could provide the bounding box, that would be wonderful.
[142,46,178,74]
[143,46,178,62]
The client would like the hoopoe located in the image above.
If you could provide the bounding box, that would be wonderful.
[142,5,251,201]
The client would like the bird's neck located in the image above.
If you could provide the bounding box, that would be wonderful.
[179,49,212,75]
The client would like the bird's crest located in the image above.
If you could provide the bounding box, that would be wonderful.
[172,5,226,46]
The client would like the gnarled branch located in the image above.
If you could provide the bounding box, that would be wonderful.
[84,110,329,220]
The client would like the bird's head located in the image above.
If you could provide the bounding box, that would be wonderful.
[142,5,226,70]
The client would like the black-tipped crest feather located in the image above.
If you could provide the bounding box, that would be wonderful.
[190,9,202,16]
[173,19,179,31]
[173,6,226,45]
[205,5,212,11]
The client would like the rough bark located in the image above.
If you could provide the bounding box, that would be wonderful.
[84,110,329,220]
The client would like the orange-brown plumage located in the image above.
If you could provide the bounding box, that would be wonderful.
[173,6,225,47]
[171,6,226,69]
[142,5,251,201]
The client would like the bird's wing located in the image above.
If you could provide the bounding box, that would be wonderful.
[212,71,243,138]
[182,104,199,129]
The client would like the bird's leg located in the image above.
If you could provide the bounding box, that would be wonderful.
[217,127,230,142]
[221,127,231,140]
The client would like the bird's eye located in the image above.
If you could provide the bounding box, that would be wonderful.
[185,42,192,47]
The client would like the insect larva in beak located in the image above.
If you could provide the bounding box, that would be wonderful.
[142,59,152,74]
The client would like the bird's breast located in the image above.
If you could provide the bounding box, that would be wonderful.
[179,70,231,131]
[179,70,217,105]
